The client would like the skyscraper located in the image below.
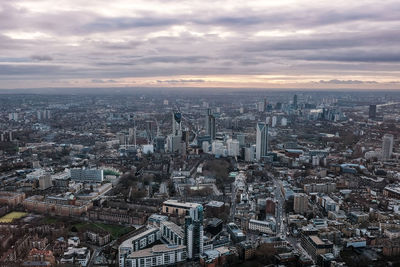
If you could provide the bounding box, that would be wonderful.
[128,127,136,146]
[293,94,298,109]
[184,204,204,259]
[256,122,268,161]
[172,112,182,136]
[205,109,216,140]
[369,104,377,119]
[382,134,394,160]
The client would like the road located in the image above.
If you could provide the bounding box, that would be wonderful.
[272,176,314,262]
[273,178,285,238]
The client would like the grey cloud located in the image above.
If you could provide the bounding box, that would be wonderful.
[139,56,209,64]
[2,0,400,86]
[319,79,378,84]
[157,79,205,83]
[31,55,53,61]
[91,79,117,83]
[81,16,179,33]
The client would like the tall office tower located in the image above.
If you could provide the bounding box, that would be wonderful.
[182,129,190,147]
[256,122,268,161]
[117,132,127,145]
[227,139,240,157]
[271,116,277,127]
[369,104,377,119]
[184,204,204,259]
[146,120,153,142]
[167,135,182,153]
[154,136,165,153]
[257,101,265,112]
[294,193,309,215]
[235,133,246,147]
[293,94,298,109]
[205,109,216,140]
[45,110,51,119]
[128,127,136,146]
[265,198,276,216]
[172,112,182,136]
[382,134,394,160]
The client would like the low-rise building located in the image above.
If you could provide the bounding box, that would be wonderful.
[160,221,184,245]
[23,194,92,217]
[248,218,276,234]
[119,227,160,267]
[227,223,246,244]
[301,235,333,262]
[60,247,90,267]
[0,191,26,207]
[125,244,186,267]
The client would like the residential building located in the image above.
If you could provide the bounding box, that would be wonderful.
[256,122,268,161]
[125,244,186,267]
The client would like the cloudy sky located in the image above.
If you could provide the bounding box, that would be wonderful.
[1,0,400,89]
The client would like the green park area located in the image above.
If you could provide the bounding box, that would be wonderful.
[71,221,132,238]
[41,216,133,239]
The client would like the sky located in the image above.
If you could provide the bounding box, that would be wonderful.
[1,0,400,90]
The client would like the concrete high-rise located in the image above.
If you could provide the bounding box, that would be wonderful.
[227,139,240,157]
[293,94,298,109]
[294,193,309,214]
[162,201,204,259]
[205,109,216,140]
[382,134,394,160]
[128,127,136,146]
[172,112,182,136]
[369,104,377,119]
[184,204,204,259]
[256,122,268,161]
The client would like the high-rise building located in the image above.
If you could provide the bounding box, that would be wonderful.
[271,116,277,127]
[294,193,309,214]
[382,134,394,160]
[117,132,127,145]
[185,204,204,259]
[154,136,165,153]
[205,109,216,140]
[172,112,182,136]
[244,145,256,162]
[146,120,154,142]
[265,198,276,216]
[162,201,203,259]
[257,102,265,112]
[235,133,246,147]
[37,110,51,120]
[227,139,240,157]
[8,113,18,121]
[256,122,268,161]
[39,174,52,190]
[167,135,182,153]
[293,94,298,109]
[369,104,377,119]
[128,127,136,146]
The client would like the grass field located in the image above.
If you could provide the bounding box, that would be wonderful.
[40,216,133,239]
[0,212,28,223]
[72,221,132,239]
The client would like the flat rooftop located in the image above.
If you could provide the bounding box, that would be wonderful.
[163,200,201,209]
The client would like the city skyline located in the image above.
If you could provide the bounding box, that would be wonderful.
[1,0,400,90]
